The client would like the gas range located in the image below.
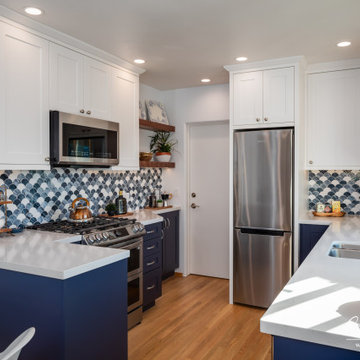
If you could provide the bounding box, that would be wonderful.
[27,216,146,247]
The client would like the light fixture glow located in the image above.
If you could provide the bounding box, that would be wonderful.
[201,78,211,83]
[337,41,351,47]
[24,7,42,15]
[134,59,145,64]
[236,56,248,62]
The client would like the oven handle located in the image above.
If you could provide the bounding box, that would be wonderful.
[110,238,142,250]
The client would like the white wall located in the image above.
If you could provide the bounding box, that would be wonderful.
[140,83,230,274]
[139,83,168,152]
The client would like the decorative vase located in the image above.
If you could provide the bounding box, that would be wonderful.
[156,152,171,162]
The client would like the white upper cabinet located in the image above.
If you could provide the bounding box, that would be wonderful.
[111,68,139,169]
[263,67,294,124]
[0,22,49,168]
[233,71,262,126]
[49,43,83,115]
[83,57,111,120]
[50,43,112,120]
[307,68,360,169]
[233,67,294,127]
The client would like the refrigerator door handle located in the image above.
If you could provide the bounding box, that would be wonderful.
[239,228,285,237]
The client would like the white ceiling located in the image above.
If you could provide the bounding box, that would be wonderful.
[0,0,359,90]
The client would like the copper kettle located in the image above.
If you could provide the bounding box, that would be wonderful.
[69,197,93,223]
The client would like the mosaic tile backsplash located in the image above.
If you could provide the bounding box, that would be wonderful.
[0,168,162,228]
[308,170,360,214]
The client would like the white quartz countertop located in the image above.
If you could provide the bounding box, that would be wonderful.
[129,206,181,225]
[261,213,360,352]
[0,230,129,280]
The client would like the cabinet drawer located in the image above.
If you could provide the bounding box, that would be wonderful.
[143,268,162,307]
[144,222,162,241]
[144,252,161,273]
[143,237,162,258]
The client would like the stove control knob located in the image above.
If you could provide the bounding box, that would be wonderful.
[138,223,144,232]
[102,232,109,240]
[95,234,102,243]
[88,235,96,244]
[132,224,139,233]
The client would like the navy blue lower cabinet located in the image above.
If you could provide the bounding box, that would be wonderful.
[299,224,328,265]
[161,211,180,280]
[0,260,128,360]
[273,336,360,360]
[143,222,163,311]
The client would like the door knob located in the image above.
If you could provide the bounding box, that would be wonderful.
[191,193,196,198]
[86,110,91,115]
[191,203,200,209]
[80,109,85,114]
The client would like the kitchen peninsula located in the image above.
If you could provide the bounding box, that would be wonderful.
[0,231,129,360]
[261,215,360,359]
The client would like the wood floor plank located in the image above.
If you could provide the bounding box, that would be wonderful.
[128,275,271,360]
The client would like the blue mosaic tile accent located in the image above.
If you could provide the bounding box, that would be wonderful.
[308,170,360,215]
[0,168,162,228]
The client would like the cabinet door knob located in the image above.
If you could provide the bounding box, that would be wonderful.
[80,109,85,113]
[309,160,313,165]
[264,117,268,122]
[256,118,260,122]
[44,157,50,162]
[86,110,91,115]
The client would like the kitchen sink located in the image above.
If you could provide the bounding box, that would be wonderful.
[329,243,360,259]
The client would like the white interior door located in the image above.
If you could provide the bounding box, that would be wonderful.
[189,122,229,279]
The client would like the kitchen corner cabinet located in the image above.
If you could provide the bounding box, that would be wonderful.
[233,67,294,127]
[111,68,139,169]
[162,210,180,280]
[50,43,111,120]
[307,68,360,169]
[299,224,328,265]
[0,22,49,168]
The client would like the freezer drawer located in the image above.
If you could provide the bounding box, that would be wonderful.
[233,129,293,231]
[233,228,291,308]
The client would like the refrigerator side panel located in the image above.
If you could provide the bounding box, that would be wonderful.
[233,129,293,231]
[233,229,292,308]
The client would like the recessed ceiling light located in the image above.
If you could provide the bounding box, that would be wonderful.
[134,59,145,64]
[236,57,248,62]
[201,78,211,83]
[24,7,42,15]
[337,41,351,47]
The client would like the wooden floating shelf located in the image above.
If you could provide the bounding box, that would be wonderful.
[0,228,12,233]
[0,201,12,205]
[139,119,175,132]
[140,161,175,168]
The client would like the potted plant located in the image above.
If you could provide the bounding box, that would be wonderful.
[149,131,177,162]
[157,199,164,208]
[105,203,117,216]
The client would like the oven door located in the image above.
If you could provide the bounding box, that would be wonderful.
[50,111,119,167]
[127,272,143,313]
[110,238,143,278]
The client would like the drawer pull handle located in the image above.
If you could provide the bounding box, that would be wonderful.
[147,260,156,266]
[147,230,155,234]
[147,245,156,250]
[147,284,155,290]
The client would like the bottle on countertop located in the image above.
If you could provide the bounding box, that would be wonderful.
[116,189,127,215]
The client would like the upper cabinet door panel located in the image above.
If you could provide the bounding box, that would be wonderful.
[84,57,111,120]
[49,43,84,115]
[307,68,360,169]
[263,67,294,124]
[0,23,49,165]
[111,68,139,169]
[233,71,262,126]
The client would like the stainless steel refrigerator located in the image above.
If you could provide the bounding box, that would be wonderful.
[233,128,293,308]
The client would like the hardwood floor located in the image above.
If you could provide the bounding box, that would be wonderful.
[129,275,271,360]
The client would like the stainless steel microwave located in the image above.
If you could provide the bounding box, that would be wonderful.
[50,111,119,167]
